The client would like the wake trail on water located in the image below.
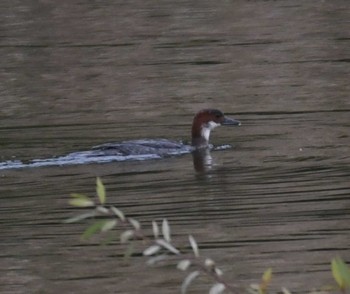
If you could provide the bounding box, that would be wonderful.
[0,142,232,170]
[0,151,166,170]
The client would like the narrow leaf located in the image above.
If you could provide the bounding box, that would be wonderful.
[128,218,141,230]
[281,287,292,294]
[82,220,108,239]
[262,268,273,284]
[214,267,223,277]
[209,283,226,294]
[110,206,125,221]
[181,271,200,294]
[120,230,134,243]
[96,205,109,214]
[63,211,96,223]
[69,198,95,207]
[248,284,260,292]
[152,220,159,239]
[101,219,117,232]
[156,239,180,255]
[332,256,350,289]
[146,254,168,265]
[143,245,161,256]
[96,177,106,205]
[332,257,344,288]
[177,259,191,271]
[337,257,350,287]
[189,235,199,257]
[162,219,171,242]
[71,193,90,199]
[247,284,262,294]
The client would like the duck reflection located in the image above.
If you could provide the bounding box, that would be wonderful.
[192,148,213,173]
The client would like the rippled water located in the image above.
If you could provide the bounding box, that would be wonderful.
[1,1,350,293]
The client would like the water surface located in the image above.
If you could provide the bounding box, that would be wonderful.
[1,1,349,293]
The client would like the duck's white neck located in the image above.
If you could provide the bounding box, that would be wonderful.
[196,121,220,147]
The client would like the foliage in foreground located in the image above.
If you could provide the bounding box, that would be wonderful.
[65,178,350,294]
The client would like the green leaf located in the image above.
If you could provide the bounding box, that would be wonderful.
[248,284,260,294]
[146,254,168,265]
[96,206,109,214]
[69,198,95,207]
[96,177,106,205]
[128,218,141,230]
[177,259,191,271]
[152,220,159,238]
[63,211,96,223]
[156,239,180,255]
[209,283,226,294]
[71,193,90,199]
[258,268,273,294]
[181,271,200,294]
[162,218,171,242]
[332,258,343,288]
[110,206,125,221]
[189,235,199,258]
[120,230,135,243]
[143,245,161,256]
[332,256,350,289]
[82,220,109,239]
[281,287,292,294]
[69,193,95,207]
[101,219,117,232]
[262,268,272,284]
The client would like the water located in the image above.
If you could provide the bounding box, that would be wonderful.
[1,1,350,293]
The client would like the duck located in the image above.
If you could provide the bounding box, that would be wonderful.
[91,108,241,156]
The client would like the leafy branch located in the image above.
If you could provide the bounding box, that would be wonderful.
[65,178,350,294]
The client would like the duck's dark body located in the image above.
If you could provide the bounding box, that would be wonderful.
[92,139,193,157]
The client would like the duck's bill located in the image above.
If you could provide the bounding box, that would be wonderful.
[222,117,241,126]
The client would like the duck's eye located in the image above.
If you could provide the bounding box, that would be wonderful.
[215,114,221,118]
